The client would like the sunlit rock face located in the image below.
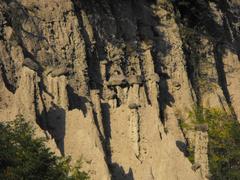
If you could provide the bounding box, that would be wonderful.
[0,0,239,179]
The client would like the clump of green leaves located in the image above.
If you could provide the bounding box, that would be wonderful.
[187,146,195,164]
[189,106,240,180]
[0,115,89,180]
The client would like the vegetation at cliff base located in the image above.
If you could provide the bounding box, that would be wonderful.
[0,115,89,180]
[189,107,240,180]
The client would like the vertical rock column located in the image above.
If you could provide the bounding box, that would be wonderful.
[222,49,240,122]
[127,81,141,157]
[128,107,140,157]
[194,125,209,180]
[153,4,197,146]
[100,60,118,109]
[127,83,140,106]
[15,67,47,139]
[140,42,160,108]
[107,61,127,107]
[153,5,196,119]
[195,38,229,112]
[100,60,108,83]
[16,67,40,121]
[44,74,69,155]
[46,75,68,109]
[148,73,160,108]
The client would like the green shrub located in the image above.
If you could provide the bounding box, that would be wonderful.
[189,107,240,180]
[0,115,89,180]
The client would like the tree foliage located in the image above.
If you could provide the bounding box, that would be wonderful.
[0,115,89,180]
[189,107,240,180]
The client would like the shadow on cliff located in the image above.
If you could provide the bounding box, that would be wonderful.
[158,74,175,125]
[110,163,134,180]
[101,103,112,163]
[176,140,188,156]
[38,103,66,156]
[67,85,90,117]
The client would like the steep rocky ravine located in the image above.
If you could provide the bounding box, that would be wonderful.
[0,0,239,179]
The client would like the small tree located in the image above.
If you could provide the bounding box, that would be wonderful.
[0,115,89,180]
[189,107,240,180]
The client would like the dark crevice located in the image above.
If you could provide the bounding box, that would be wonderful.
[44,103,66,156]
[101,103,112,165]
[139,55,152,106]
[214,44,232,105]
[67,85,89,117]
[0,63,16,93]
[36,78,53,130]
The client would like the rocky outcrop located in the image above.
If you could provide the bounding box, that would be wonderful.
[0,0,239,179]
[222,49,240,122]
[194,125,209,180]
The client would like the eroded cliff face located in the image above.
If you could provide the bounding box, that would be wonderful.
[0,0,239,179]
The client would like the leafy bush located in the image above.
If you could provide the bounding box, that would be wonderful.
[189,107,240,180]
[0,115,89,180]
